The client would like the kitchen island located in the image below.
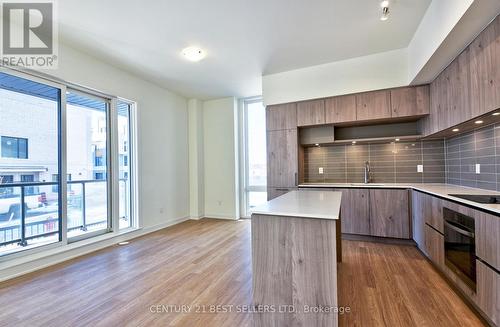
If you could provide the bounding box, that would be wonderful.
[251,190,342,327]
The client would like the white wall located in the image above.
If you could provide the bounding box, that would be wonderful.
[188,99,204,219]
[202,97,239,219]
[0,43,190,281]
[262,48,408,106]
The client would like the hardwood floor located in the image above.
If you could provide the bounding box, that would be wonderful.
[0,219,486,327]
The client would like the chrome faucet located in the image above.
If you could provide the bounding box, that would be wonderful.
[364,161,371,184]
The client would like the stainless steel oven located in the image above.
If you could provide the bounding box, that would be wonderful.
[443,207,476,291]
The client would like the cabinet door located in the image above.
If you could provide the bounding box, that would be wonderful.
[325,94,356,124]
[391,86,430,118]
[476,260,499,326]
[267,129,298,187]
[267,187,297,201]
[369,189,410,238]
[266,103,297,131]
[469,15,500,116]
[340,189,370,235]
[424,224,444,267]
[411,191,426,251]
[426,78,441,135]
[476,210,500,271]
[425,195,443,233]
[356,90,391,121]
[297,99,325,126]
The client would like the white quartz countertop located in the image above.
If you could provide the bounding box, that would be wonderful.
[251,190,341,220]
[299,183,500,215]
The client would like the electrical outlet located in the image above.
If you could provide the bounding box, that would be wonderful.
[475,164,481,174]
[417,165,423,173]
[159,208,164,214]
[319,167,324,174]
[218,200,223,206]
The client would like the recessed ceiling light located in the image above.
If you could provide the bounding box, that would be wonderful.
[352,141,356,144]
[452,128,460,132]
[475,120,483,124]
[315,143,320,147]
[395,138,400,141]
[493,112,500,116]
[181,46,206,62]
[380,0,389,8]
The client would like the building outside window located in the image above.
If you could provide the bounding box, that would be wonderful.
[1,136,28,159]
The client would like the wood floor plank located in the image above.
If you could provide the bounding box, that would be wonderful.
[0,219,486,327]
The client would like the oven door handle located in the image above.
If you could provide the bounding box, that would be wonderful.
[444,221,475,238]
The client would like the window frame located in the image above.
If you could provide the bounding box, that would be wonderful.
[239,97,267,218]
[0,67,139,261]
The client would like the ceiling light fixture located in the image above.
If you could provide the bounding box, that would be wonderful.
[493,112,500,116]
[395,138,400,141]
[380,1,390,21]
[181,46,206,62]
[315,143,320,147]
[475,120,483,124]
[452,128,460,132]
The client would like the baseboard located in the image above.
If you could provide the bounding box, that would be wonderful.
[0,215,189,283]
[203,214,239,220]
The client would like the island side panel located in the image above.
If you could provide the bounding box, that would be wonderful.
[252,214,338,327]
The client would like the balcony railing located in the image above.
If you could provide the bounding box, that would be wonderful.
[0,179,128,251]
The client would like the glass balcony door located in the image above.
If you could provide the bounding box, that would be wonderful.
[66,89,111,240]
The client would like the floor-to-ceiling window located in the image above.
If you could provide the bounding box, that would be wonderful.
[0,71,62,255]
[242,98,267,217]
[117,100,133,230]
[0,69,137,257]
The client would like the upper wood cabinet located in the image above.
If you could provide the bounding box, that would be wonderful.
[369,189,410,239]
[340,188,370,235]
[469,15,500,116]
[325,94,356,124]
[296,99,325,126]
[266,129,298,188]
[266,103,297,131]
[356,90,391,121]
[391,86,430,118]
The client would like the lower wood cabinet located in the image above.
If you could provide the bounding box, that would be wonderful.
[476,260,500,326]
[424,224,444,268]
[476,211,500,271]
[340,189,370,235]
[369,189,410,239]
[411,191,426,252]
[267,187,297,201]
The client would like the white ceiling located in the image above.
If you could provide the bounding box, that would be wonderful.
[59,0,432,100]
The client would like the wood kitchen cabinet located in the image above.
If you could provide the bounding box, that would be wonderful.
[411,191,426,252]
[469,15,500,117]
[476,210,500,271]
[267,129,298,188]
[325,94,357,124]
[390,86,429,118]
[425,195,444,233]
[476,260,500,326]
[340,189,370,235]
[296,99,325,126]
[424,224,444,268]
[369,189,410,239]
[356,90,391,121]
[266,103,297,131]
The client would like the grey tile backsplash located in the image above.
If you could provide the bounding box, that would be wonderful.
[445,124,500,191]
[304,140,446,184]
[303,123,500,192]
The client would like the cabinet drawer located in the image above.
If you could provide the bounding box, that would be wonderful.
[476,211,500,271]
[476,260,499,326]
[424,224,444,268]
